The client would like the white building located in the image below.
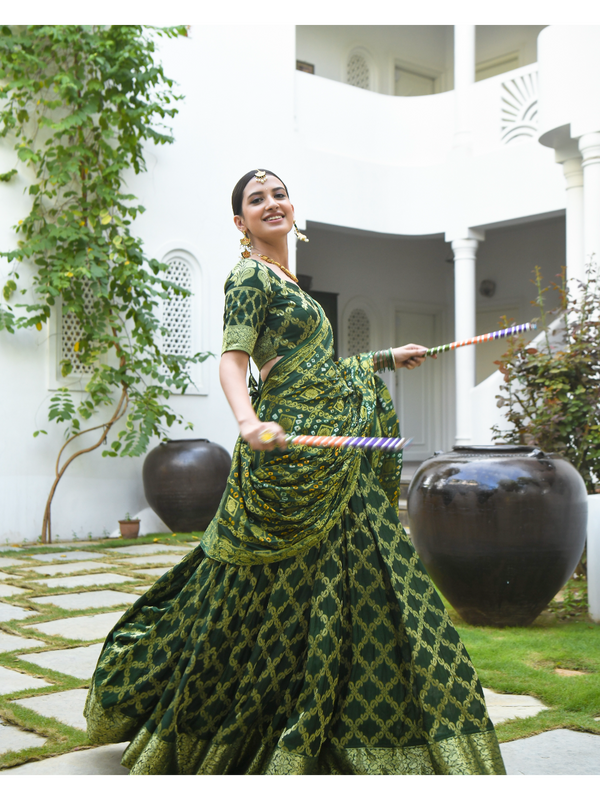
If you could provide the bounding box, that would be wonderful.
[1,24,599,542]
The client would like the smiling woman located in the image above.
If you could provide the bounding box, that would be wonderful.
[84,169,506,776]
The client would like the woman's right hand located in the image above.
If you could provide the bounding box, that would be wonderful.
[240,419,288,451]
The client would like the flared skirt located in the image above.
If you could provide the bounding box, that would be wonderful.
[84,463,505,775]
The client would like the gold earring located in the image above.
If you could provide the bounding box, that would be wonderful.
[240,229,252,258]
[294,221,309,243]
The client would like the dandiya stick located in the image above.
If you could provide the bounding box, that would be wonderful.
[425,322,536,356]
[259,432,413,452]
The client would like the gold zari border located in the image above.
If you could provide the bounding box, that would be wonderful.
[120,728,505,775]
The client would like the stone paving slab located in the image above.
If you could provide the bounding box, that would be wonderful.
[103,544,190,555]
[483,688,549,724]
[132,567,171,578]
[0,633,42,653]
[500,729,600,775]
[0,602,37,623]
[17,644,103,680]
[0,558,28,568]
[0,584,29,597]
[0,742,129,774]
[25,551,107,563]
[24,611,123,641]
[113,554,184,566]
[0,718,47,756]
[26,561,116,576]
[9,688,89,731]
[28,589,141,611]
[0,665,52,694]
[0,572,17,580]
[28,573,135,590]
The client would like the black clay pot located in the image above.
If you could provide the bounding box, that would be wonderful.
[143,439,231,533]
[407,445,587,627]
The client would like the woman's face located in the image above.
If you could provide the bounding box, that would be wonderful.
[234,174,294,243]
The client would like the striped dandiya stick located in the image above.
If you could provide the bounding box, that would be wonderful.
[425,322,536,356]
[259,432,413,452]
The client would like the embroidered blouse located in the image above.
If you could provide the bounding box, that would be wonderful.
[221,258,322,370]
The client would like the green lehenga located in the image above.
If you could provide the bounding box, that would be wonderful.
[84,260,506,775]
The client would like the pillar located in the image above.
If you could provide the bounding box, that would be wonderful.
[579,131,600,269]
[559,155,585,286]
[453,24,476,151]
[451,235,481,446]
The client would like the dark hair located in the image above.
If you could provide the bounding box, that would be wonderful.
[231,169,289,216]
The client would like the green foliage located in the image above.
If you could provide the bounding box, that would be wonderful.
[492,263,600,493]
[0,25,211,457]
[548,574,589,620]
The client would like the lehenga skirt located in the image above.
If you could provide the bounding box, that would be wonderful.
[84,461,506,775]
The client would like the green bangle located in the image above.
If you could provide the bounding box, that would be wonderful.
[373,348,396,373]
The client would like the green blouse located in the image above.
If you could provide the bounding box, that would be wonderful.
[221,258,323,370]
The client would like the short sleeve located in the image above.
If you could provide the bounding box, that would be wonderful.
[221,261,272,357]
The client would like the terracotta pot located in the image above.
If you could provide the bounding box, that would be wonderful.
[119,519,140,539]
[142,439,231,533]
[407,445,588,627]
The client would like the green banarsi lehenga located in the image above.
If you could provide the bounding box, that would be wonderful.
[84,259,506,775]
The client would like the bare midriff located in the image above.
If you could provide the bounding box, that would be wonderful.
[260,355,283,382]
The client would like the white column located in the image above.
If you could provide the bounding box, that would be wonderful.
[452,237,479,446]
[453,25,476,151]
[561,157,585,285]
[588,496,600,623]
[579,131,600,268]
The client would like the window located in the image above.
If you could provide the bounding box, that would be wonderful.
[347,308,371,356]
[347,53,370,90]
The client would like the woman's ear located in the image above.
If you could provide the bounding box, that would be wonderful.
[233,214,246,234]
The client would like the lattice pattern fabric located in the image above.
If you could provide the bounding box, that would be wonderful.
[85,258,506,775]
[85,462,504,774]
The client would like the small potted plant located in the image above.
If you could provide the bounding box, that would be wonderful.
[119,512,140,539]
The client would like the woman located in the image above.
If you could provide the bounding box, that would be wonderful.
[85,169,506,776]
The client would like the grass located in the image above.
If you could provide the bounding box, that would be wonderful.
[1,533,599,768]
[442,594,600,743]
[0,531,200,769]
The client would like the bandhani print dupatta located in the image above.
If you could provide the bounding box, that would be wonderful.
[201,305,401,565]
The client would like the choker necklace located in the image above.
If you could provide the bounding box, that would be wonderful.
[253,252,299,284]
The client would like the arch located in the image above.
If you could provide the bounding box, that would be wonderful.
[345,46,377,92]
[160,247,207,395]
[341,296,381,358]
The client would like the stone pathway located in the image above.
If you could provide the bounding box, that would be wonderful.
[0,538,598,775]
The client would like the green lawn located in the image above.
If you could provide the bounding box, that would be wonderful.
[445,598,600,743]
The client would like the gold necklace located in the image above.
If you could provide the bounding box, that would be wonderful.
[253,252,298,284]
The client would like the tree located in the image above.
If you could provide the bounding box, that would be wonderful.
[0,25,211,542]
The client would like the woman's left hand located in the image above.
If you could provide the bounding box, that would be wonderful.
[393,344,434,369]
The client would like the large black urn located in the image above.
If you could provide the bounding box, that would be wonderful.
[143,439,231,533]
[407,446,587,627]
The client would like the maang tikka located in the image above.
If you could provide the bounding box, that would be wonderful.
[240,229,252,258]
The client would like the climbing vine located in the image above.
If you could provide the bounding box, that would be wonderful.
[0,25,211,541]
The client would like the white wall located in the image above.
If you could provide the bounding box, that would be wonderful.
[0,24,299,543]
[296,25,545,96]
[0,23,583,542]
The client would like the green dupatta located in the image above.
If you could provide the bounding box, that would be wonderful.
[201,306,401,565]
